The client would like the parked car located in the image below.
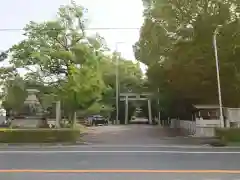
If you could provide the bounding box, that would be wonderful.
[84,115,108,126]
[92,115,108,126]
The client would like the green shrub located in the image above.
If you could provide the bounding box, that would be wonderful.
[0,128,80,143]
[215,128,240,142]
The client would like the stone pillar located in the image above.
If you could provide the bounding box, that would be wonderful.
[55,101,61,128]
[158,111,161,125]
[73,111,77,127]
[148,99,152,124]
[23,89,42,128]
[125,96,128,125]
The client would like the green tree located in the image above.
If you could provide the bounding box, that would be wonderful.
[135,0,240,116]
[1,76,27,113]
[2,1,144,121]
[8,1,107,82]
[99,55,145,121]
[4,2,109,121]
[100,55,144,93]
[0,51,18,87]
[60,63,106,121]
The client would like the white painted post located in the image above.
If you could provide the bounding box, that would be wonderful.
[55,101,61,128]
[125,95,128,125]
[148,99,152,124]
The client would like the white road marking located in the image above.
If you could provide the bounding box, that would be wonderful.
[0,150,240,154]
[77,144,220,149]
[1,144,238,149]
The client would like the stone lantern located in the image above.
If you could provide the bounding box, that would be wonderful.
[23,89,43,116]
[12,89,44,128]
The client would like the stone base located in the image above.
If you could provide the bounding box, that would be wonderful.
[11,118,40,128]
[195,127,216,137]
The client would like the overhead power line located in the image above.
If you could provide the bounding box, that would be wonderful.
[0,27,141,31]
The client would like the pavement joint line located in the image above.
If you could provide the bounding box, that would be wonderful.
[1,169,240,173]
[1,150,240,154]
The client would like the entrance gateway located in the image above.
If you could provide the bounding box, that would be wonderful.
[119,92,157,125]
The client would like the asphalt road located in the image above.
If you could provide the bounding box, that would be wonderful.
[2,145,240,180]
[1,125,240,179]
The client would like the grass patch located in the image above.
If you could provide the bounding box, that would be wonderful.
[215,128,240,142]
[214,128,240,146]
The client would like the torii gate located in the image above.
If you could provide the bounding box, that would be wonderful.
[120,92,154,125]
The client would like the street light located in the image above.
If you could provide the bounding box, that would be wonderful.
[115,42,125,125]
[213,25,224,127]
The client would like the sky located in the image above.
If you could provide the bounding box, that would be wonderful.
[0,0,146,72]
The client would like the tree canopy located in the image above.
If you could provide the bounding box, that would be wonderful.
[1,2,144,120]
[135,0,240,114]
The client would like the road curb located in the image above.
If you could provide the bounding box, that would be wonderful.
[0,141,88,148]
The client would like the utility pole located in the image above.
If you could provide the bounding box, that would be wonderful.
[213,25,224,127]
[115,42,125,125]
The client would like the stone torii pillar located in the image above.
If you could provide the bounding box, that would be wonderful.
[55,101,61,128]
[148,99,152,124]
[121,93,153,125]
[125,95,128,125]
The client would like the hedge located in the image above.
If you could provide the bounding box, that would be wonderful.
[215,128,240,142]
[0,128,80,143]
